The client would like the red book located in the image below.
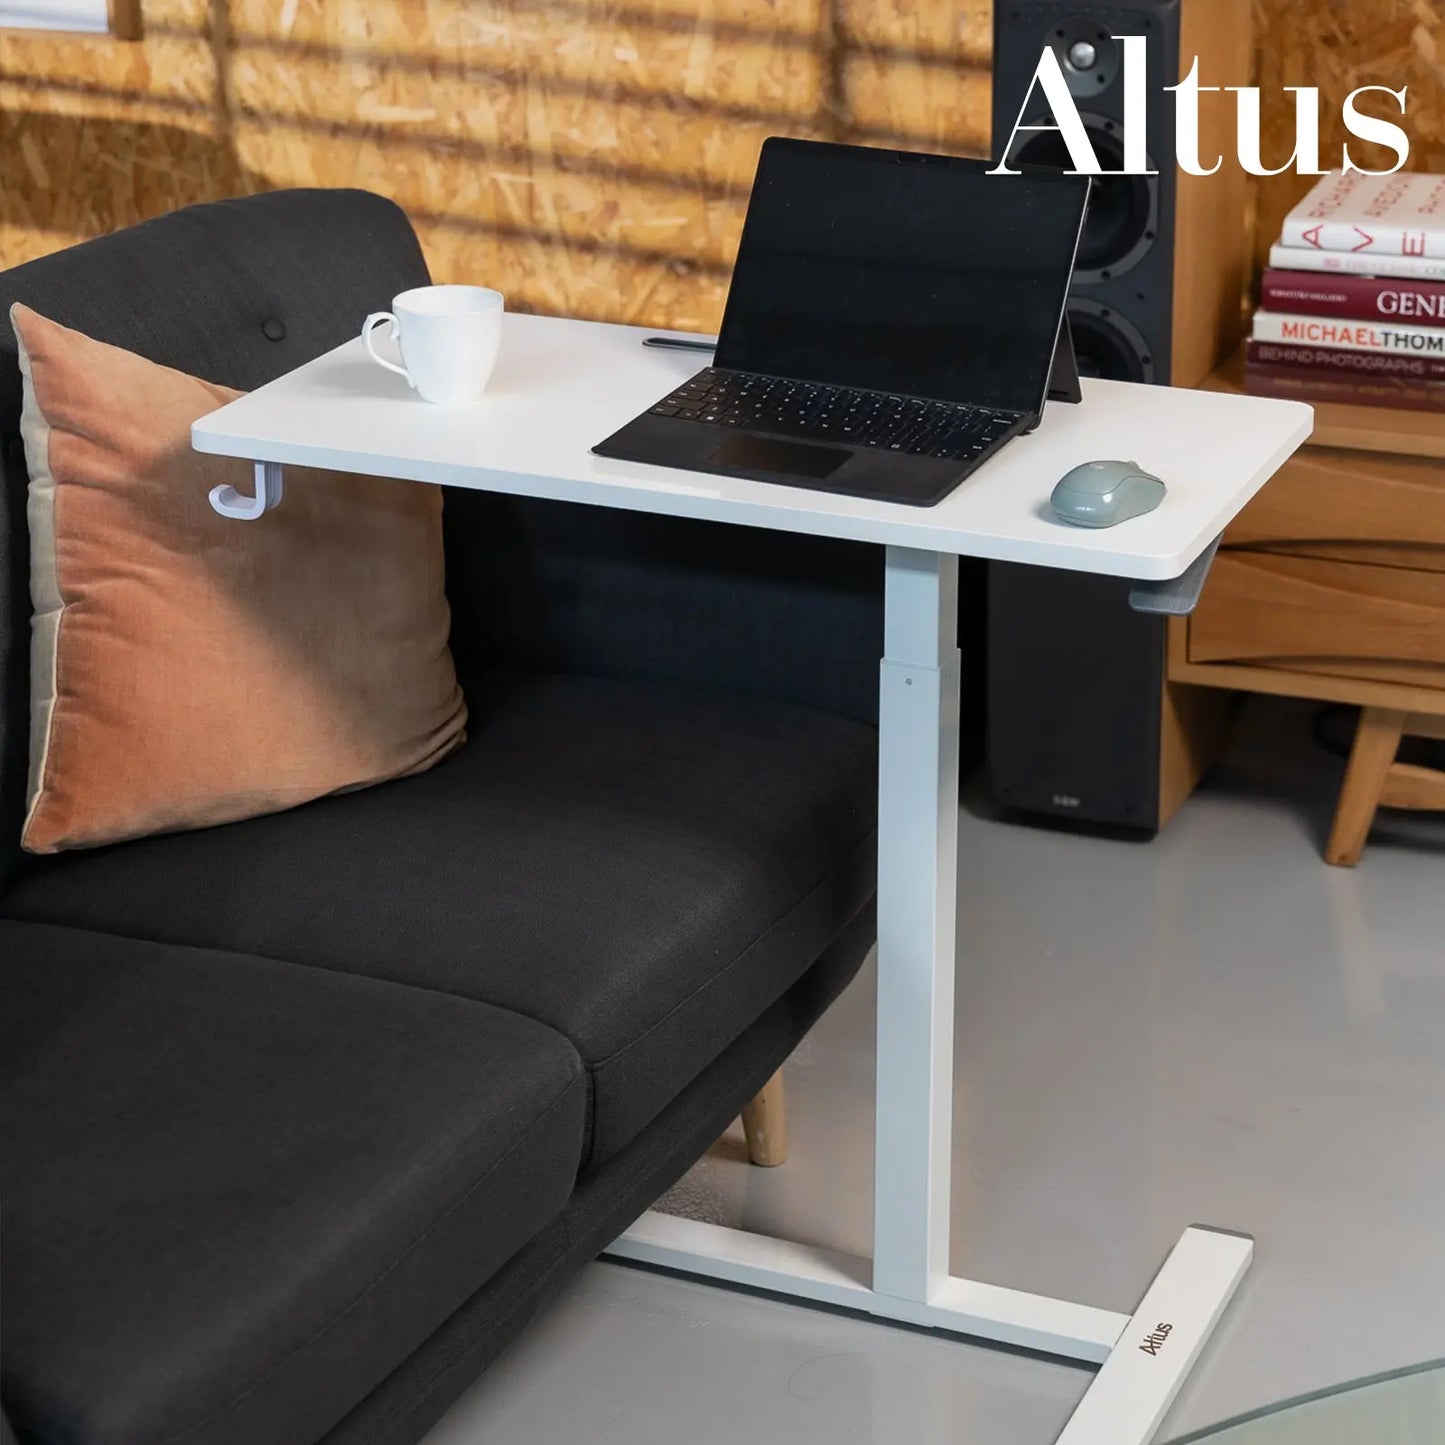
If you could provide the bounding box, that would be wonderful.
[1246,364,1445,414]
[1260,269,1445,325]
[1247,338,1445,382]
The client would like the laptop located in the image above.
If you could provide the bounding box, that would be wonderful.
[593,137,1091,508]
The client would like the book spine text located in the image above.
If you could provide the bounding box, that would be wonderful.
[1252,313,1445,357]
[1260,270,1445,324]
[1246,366,1445,414]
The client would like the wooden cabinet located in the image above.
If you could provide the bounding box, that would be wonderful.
[1190,553,1445,687]
[1221,448,1445,569]
[1176,351,1445,863]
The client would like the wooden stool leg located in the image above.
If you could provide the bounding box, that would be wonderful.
[741,1068,787,1167]
[1326,707,1407,867]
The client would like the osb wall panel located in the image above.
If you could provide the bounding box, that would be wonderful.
[1251,0,1445,269]
[0,0,991,330]
[1,1,1441,329]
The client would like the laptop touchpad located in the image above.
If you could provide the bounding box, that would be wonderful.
[711,436,850,479]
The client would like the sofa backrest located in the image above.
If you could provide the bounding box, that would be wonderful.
[0,190,885,896]
[443,490,884,727]
[0,190,431,890]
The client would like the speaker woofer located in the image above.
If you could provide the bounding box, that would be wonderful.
[1008,115,1158,280]
[1067,298,1156,383]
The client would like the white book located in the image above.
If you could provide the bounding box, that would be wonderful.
[1280,171,1445,259]
[1252,310,1445,357]
[1269,243,1445,281]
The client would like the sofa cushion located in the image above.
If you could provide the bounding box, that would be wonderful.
[5,671,878,1163]
[11,304,467,854]
[0,920,586,1445]
[318,905,876,1445]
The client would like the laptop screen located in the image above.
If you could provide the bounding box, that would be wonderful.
[715,139,1089,416]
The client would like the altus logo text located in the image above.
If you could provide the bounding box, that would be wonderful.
[990,38,1410,178]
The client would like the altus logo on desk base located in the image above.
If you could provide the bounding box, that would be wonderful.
[991,39,1412,178]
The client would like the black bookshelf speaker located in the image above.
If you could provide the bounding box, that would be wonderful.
[991,0,1250,387]
[987,565,1231,832]
[988,567,1155,827]
[986,0,1248,829]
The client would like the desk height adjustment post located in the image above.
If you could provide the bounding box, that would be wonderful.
[210,460,284,520]
[873,545,961,1305]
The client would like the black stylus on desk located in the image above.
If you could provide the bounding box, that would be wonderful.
[643,336,716,353]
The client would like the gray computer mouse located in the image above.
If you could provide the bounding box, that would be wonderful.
[1050,460,1166,528]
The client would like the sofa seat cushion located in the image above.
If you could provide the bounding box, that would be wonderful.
[5,671,878,1163]
[0,921,586,1445]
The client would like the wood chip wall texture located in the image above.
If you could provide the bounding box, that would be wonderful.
[1,1,1440,331]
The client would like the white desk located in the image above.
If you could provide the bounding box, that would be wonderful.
[194,313,1314,1445]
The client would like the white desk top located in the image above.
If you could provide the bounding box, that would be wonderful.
[193,313,1312,581]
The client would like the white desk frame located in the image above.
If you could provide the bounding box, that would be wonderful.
[609,543,1254,1445]
[606,543,1251,1445]
[194,315,1311,1445]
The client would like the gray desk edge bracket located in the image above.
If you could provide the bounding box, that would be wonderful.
[1128,534,1222,616]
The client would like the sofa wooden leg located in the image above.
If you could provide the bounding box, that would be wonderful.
[1326,707,1407,867]
[741,1068,787,1167]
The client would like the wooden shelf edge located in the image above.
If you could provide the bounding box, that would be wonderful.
[1201,347,1445,462]
[1168,651,1445,716]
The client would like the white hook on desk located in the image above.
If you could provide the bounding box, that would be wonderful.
[210,461,284,520]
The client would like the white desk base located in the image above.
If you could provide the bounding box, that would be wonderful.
[603,546,1252,1445]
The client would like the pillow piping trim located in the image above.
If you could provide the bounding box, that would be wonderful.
[11,305,63,851]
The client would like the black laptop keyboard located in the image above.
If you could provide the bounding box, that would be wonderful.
[648,368,1020,462]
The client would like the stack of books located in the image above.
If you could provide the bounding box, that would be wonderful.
[1248,170,1445,415]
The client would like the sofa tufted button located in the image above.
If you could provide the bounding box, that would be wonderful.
[261,317,287,342]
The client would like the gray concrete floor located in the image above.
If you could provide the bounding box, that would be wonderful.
[424,698,1445,1445]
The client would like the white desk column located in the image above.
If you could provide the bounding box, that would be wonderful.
[872,545,962,1304]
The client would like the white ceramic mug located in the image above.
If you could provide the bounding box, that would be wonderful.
[362,285,504,404]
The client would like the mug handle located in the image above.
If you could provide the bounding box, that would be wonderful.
[362,312,415,387]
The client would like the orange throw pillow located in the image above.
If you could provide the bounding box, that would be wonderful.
[12,304,467,853]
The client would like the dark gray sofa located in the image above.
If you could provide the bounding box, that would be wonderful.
[0,192,881,1445]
